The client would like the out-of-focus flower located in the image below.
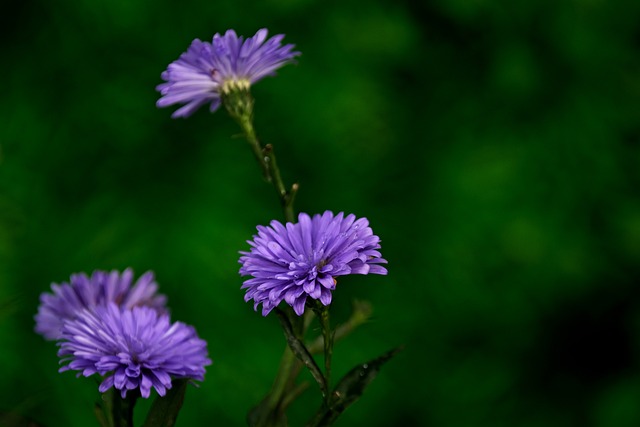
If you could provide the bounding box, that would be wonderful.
[156,28,300,118]
[58,303,211,398]
[35,269,166,341]
[239,211,388,316]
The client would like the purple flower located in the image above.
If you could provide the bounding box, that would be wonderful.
[58,303,211,398]
[35,269,167,341]
[156,28,300,118]
[239,211,388,316]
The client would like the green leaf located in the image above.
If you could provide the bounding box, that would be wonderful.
[275,308,327,398]
[306,346,403,427]
[142,379,189,427]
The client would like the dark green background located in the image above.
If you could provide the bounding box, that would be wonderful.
[2,0,640,426]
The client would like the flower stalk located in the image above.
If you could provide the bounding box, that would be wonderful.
[263,144,298,223]
[224,88,302,427]
[307,300,372,354]
[223,88,297,223]
[312,303,334,404]
[112,392,138,427]
[230,87,387,424]
[94,387,139,427]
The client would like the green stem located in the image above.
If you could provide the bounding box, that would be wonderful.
[224,87,305,424]
[275,309,327,398]
[252,306,313,426]
[267,347,297,411]
[320,308,333,399]
[281,381,310,412]
[240,115,271,181]
[111,392,138,427]
[227,90,298,224]
[306,300,372,355]
[263,144,297,223]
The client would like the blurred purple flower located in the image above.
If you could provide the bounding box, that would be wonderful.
[239,211,388,316]
[58,303,211,398]
[156,28,300,118]
[35,269,166,341]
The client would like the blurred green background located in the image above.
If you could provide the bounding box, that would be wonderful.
[2,0,640,426]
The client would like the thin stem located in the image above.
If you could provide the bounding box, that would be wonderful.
[313,304,333,404]
[263,144,297,223]
[275,308,327,398]
[227,90,298,224]
[240,115,271,180]
[307,300,372,355]
[249,305,311,426]
[111,392,138,427]
[238,118,298,223]
[281,381,310,412]
[267,347,297,411]
[225,88,305,424]
[282,308,314,383]
[322,311,333,397]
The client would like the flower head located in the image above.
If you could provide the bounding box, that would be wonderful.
[156,28,300,118]
[35,269,167,341]
[58,303,211,398]
[239,211,388,316]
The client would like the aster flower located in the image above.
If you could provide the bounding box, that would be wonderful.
[239,211,388,316]
[156,28,300,118]
[58,303,211,398]
[35,269,166,341]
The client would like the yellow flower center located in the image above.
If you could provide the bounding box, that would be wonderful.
[221,78,251,95]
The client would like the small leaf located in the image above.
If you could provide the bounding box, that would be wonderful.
[331,346,403,407]
[306,346,403,427]
[142,379,189,427]
[275,308,327,398]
